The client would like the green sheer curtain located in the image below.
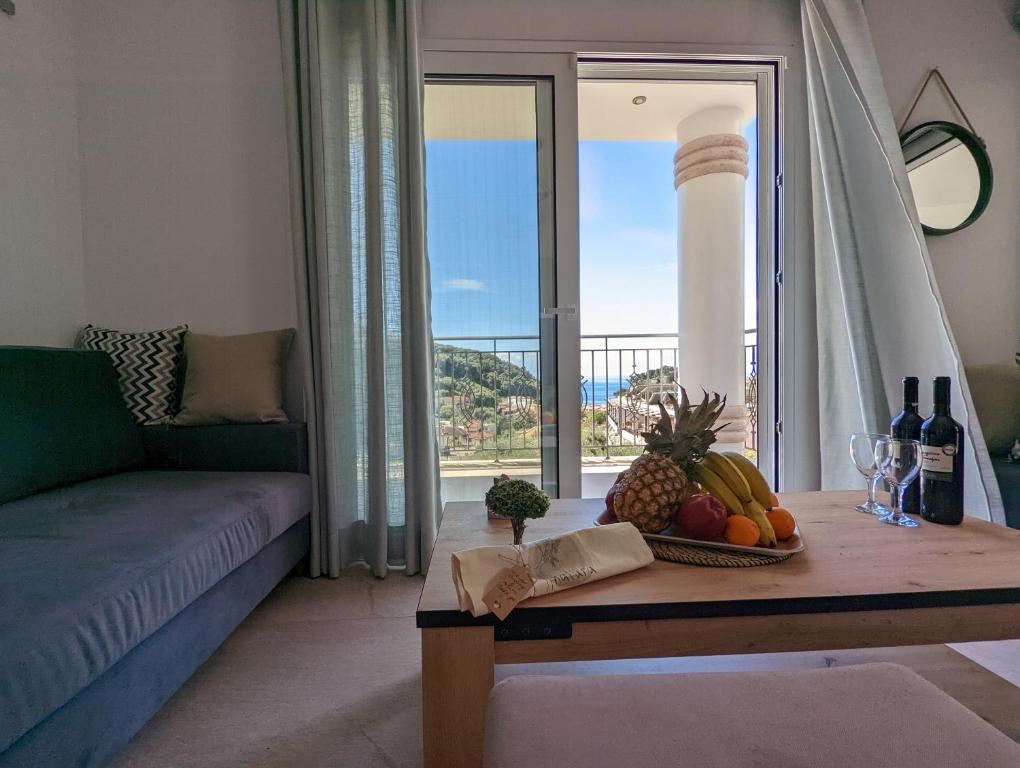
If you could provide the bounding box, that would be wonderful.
[278,0,441,577]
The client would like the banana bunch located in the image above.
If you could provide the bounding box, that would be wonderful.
[690,451,777,547]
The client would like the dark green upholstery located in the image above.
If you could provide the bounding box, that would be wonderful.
[0,347,146,505]
[139,423,309,474]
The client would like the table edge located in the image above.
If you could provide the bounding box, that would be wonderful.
[416,586,1020,629]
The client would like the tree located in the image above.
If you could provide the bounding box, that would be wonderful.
[485,477,550,545]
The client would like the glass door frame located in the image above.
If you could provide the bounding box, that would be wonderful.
[576,55,781,485]
[424,51,783,494]
[424,52,581,497]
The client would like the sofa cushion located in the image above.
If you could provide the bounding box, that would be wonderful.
[965,364,1020,455]
[140,423,309,473]
[174,329,294,426]
[76,324,188,425]
[991,457,1020,529]
[485,664,1020,768]
[0,347,146,505]
[0,470,311,753]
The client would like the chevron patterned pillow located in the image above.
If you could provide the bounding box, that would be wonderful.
[76,324,188,425]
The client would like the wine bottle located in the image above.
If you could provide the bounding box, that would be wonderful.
[890,376,924,515]
[920,376,964,524]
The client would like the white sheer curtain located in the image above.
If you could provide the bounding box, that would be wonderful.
[278,0,442,576]
[802,0,1002,521]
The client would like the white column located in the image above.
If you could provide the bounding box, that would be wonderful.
[674,106,749,451]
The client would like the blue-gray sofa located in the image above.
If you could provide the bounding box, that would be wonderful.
[0,347,311,767]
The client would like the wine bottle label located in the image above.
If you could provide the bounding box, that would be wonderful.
[921,444,955,475]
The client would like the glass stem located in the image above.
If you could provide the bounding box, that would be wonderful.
[868,473,880,506]
[891,484,902,520]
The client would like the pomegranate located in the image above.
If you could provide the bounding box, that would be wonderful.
[676,494,728,540]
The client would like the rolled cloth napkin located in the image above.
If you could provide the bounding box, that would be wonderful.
[452,522,654,617]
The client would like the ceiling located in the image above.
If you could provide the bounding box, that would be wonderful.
[578,80,756,141]
[424,83,537,141]
[424,80,757,142]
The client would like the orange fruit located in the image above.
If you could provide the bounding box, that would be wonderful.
[766,507,796,541]
[724,515,760,547]
[769,492,780,509]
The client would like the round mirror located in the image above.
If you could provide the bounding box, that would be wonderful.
[900,121,992,236]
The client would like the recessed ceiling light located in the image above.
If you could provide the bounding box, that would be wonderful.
[632,95,647,105]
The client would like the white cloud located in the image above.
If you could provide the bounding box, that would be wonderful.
[443,278,487,292]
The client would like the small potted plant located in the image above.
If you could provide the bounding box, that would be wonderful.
[485,478,550,546]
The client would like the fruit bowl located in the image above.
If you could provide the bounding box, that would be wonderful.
[595,509,804,566]
[595,388,799,566]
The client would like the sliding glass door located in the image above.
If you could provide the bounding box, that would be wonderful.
[424,55,779,502]
[424,79,559,503]
[575,61,776,497]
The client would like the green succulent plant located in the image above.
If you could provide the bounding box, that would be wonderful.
[485,478,550,545]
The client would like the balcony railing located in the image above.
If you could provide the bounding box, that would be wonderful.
[434,333,757,463]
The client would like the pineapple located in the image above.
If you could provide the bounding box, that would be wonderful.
[642,388,728,475]
[612,453,686,533]
[611,388,728,533]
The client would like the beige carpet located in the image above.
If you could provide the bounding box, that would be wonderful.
[113,569,1020,767]
[113,568,425,768]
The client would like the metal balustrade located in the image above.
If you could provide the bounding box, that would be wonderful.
[433,333,757,463]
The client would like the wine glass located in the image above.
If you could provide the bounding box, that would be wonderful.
[849,433,892,516]
[875,438,923,528]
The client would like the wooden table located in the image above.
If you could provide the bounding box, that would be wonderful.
[417,491,1020,768]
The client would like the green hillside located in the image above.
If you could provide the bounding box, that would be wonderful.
[434,345,541,457]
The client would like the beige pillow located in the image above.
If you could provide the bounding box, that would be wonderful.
[965,363,1020,454]
[174,329,294,426]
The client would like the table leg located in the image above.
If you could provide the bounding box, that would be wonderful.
[422,626,495,768]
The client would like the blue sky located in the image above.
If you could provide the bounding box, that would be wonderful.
[426,139,540,342]
[426,122,757,345]
[578,140,678,336]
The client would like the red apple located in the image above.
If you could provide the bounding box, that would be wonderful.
[676,494,728,540]
[605,471,629,516]
[605,487,616,515]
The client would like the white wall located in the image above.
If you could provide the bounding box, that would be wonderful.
[867,0,1020,366]
[72,0,296,337]
[0,1,87,346]
[423,0,801,47]
[0,0,295,345]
